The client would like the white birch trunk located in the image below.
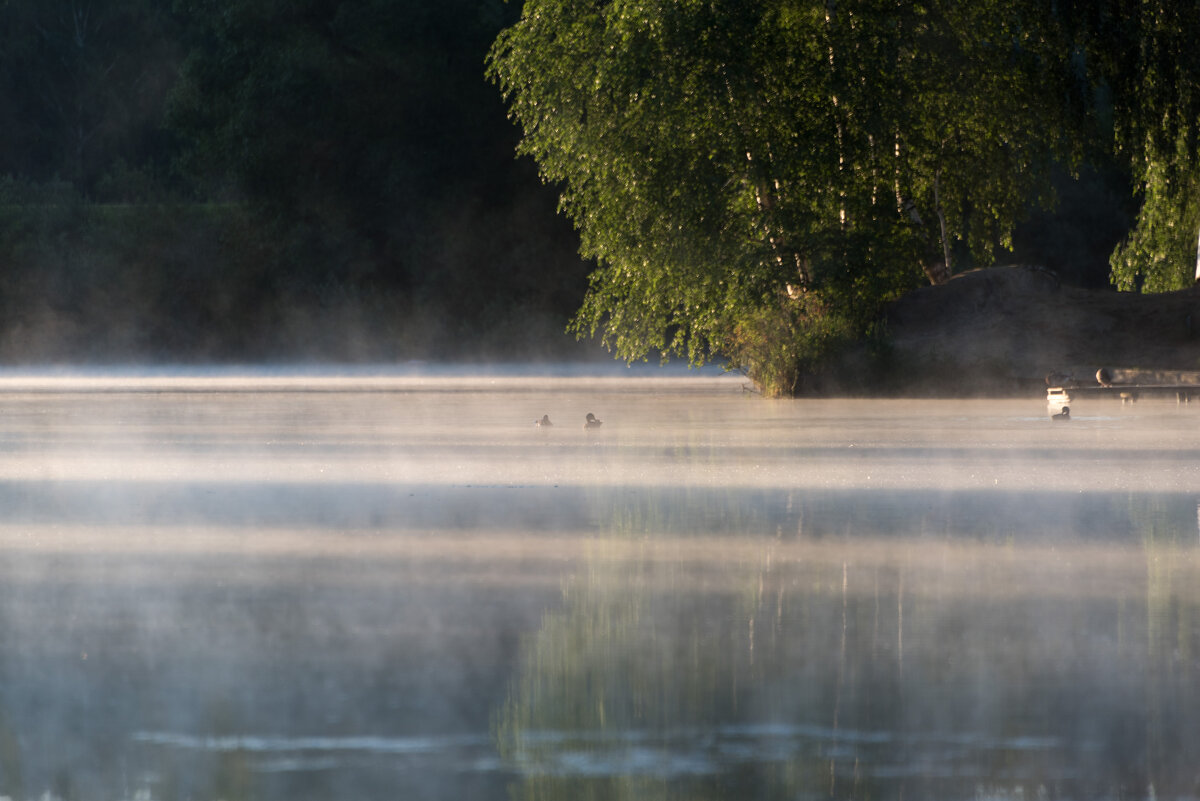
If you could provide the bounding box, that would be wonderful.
[1194,220,1200,283]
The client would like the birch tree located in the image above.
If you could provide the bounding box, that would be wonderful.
[488,0,1079,393]
[1091,0,1200,291]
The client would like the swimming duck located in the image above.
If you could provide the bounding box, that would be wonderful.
[536,414,553,427]
[583,412,603,429]
[1052,406,1070,421]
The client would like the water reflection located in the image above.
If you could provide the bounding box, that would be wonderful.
[498,500,1200,800]
[0,381,1194,800]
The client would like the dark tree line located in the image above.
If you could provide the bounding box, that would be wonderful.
[0,1,180,191]
[0,0,1166,375]
[0,0,592,363]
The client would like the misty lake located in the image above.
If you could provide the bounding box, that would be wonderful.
[0,369,1198,800]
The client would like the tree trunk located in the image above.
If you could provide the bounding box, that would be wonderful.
[925,167,952,285]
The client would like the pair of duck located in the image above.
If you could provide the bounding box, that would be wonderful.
[537,413,602,429]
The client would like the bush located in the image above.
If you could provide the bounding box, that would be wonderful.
[726,290,857,397]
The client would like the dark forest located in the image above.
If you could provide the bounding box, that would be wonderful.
[0,0,1180,372]
[0,0,594,364]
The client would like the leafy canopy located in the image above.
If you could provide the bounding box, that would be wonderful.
[1082,0,1200,291]
[488,0,1080,382]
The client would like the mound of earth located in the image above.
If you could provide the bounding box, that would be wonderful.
[863,265,1200,397]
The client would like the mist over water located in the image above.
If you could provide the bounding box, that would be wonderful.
[0,370,1197,800]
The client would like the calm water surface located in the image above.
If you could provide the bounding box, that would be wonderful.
[0,372,1198,800]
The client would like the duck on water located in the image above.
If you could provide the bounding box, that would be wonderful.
[537,413,604,429]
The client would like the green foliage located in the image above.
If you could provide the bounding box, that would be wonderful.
[1109,138,1200,291]
[1074,0,1200,169]
[1069,0,1200,291]
[4,0,1200,369]
[488,0,1081,390]
[726,291,856,398]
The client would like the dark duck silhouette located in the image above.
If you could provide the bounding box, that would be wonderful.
[1052,406,1070,421]
[583,412,603,429]
[536,414,553,427]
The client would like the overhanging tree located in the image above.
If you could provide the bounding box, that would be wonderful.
[1083,0,1200,291]
[489,0,1081,394]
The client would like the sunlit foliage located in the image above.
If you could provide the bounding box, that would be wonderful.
[488,0,1080,392]
[1109,138,1200,292]
[1082,0,1200,290]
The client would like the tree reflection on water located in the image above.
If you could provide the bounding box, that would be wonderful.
[2,385,1199,800]
[497,494,1200,800]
